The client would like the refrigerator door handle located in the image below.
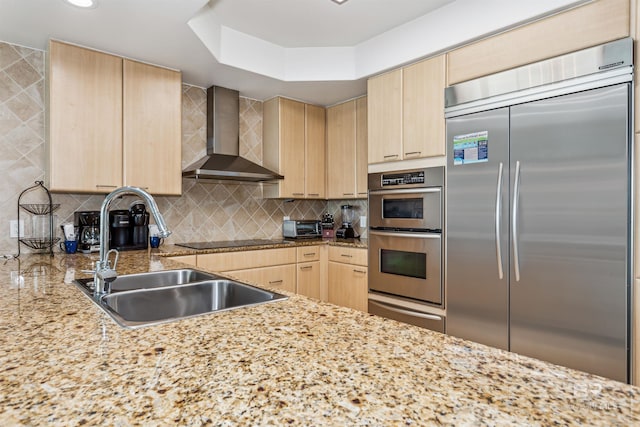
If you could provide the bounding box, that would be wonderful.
[512,160,521,282]
[495,162,504,280]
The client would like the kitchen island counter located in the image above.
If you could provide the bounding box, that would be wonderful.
[0,252,638,425]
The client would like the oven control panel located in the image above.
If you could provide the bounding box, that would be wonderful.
[381,171,425,186]
[369,166,444,191]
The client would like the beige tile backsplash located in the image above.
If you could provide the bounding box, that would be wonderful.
[0,40,366,254]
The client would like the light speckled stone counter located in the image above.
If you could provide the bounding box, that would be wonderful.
[1,252,638,426]
[155,238,367,257]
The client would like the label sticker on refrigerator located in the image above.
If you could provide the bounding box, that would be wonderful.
[453,131,488,165]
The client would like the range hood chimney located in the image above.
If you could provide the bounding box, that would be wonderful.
[182,86,284,182]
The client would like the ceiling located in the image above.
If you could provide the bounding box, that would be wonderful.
[208,0,453,48]
[0,0,587,105]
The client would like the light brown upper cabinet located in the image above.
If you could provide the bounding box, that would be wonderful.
[304,104,326,198]
[402,56,446,159]
[326,96,368,199]
[263,97,325,199]
[367,55,446,164]
[123,60,182,195]
[49,40,123,193]
[48,40,182,195]
[447,0,629,85]
[367,69,402,164]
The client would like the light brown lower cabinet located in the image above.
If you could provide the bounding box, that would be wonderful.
[167,255,197,266]
[328,261,368,312]
[297,261,321,299]
[191,245,367,311]
[223,265,297,293]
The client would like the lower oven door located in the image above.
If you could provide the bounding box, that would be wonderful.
[368,296,445,333]
[369,229,442,304]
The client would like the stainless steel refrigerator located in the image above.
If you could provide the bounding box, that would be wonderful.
[445,38,632,383]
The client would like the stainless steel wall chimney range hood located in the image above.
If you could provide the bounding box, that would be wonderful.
[182,86,284,182]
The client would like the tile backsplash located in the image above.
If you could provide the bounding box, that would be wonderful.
[0,40,366,255]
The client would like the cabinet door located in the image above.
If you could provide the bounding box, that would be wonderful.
[355,96,368,197]
[367,69,402,164]
[297,261,321,299]
[328,261,368,312]
[225,264,296,293]
[305,104,326,198]
[326,100,356,198]
[48,41,123,193]
[447,0,629,85]
[279,98,306,197]
[123,60,182,195]
[403,56,446,158]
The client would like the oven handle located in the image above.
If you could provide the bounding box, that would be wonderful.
[369,300,443,321]
[368,188,441,196]
[369,230,441,239]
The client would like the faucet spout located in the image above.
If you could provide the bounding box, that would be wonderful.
[94,186,171,296]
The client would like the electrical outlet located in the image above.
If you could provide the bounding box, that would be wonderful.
[9,220,24,238]
[360,216,367,228]
[283,216,290,221]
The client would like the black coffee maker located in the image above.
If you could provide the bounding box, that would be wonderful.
[109,202,149,251]
[75,211,100,253]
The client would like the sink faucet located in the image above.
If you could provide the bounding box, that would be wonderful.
[94,186,171,296]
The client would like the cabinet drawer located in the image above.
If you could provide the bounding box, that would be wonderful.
[297,246,320,262]
[197,247,296,271]
[328,246,367,266]
[224,264,296,293]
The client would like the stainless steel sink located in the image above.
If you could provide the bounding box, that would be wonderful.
[100,280,287,328]
[75,268,219,293]
[73,269,288,329]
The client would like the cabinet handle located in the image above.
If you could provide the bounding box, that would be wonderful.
[343,193,354,196]
[292,192,304,196]
[404,151,421,156]
[353,269,366,274]
[383,154,399,159]
[96,184,117,188]
[300,266,313,271]
[269,279,283,284]
[341,254,353,258]
[308,193,320,196]
[304,252,317,256]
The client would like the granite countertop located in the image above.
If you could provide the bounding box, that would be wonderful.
[155,237,367,257]
[1,251,638,426]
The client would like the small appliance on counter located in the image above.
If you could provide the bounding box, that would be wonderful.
[282,219,322,239]
[109,201,150,251]
[321,213,335,239]
[75,211,100,253]
[336,204,359,239]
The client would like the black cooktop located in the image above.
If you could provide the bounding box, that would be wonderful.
[176,239,294,250]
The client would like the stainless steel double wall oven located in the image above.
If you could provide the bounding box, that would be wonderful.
[368,167,445,332]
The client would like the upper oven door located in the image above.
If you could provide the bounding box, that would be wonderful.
[369,188,442,230]
[369,230,442,305]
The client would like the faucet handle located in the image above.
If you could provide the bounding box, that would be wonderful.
[106,249,119,270]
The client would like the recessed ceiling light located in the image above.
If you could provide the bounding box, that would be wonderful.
[331,0,349,4]
[63,0,97,8]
